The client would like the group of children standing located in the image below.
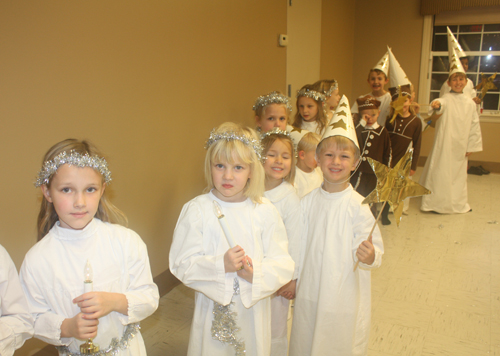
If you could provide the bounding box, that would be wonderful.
[1,29,482,356]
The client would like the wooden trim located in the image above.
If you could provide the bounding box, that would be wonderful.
[421,0,500,15]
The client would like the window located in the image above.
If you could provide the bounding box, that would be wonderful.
[428,24,500,115]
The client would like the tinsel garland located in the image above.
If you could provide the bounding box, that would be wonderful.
[56,323,140,356]
[211,278,246,356]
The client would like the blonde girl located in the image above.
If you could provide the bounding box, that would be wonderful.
[20,139,159,356]
[253,91,292,133]
[260,129,301,356]
[312,79,341,113]
[291,84,328,136]
[169,122,294,356]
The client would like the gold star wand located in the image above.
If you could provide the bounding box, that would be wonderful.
[389,87,410,124]
[476,73,497,100]
[353,149,431,271]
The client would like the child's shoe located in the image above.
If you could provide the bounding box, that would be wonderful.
[467,166,483,175]
[479,165,490,175]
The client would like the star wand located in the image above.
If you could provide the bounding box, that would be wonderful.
[353,149,431,271]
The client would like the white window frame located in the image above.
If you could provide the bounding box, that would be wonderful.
[418,16,500,123]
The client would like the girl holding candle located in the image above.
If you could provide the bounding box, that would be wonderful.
[20,139,159,355]
[169,122,294,356]
[260,128,301,356]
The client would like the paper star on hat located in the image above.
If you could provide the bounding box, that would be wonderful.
[373,51,389,76]
[447,27,466,59]
[362,149,431,226]
[388,46,411,88]
[321,95,359,148]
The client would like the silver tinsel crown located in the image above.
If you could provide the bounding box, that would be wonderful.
[296,88,326,102]
[324,81,339,96]
[205,129,264,161]
[252,91,292,112]
[260,127,291,141]
[35,150,112,187]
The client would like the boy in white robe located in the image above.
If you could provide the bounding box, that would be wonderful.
[420,47,483,214]
[289,96,384,356]
[0,244,33,356]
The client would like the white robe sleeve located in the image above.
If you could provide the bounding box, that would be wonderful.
[169,200,231,305]
[282,195,302,280]
[240,205,294,308]
[19,260,67,346]
[119,232,159,324]
[0,247,33,356]
[429,98,444,116]
[351,203,384,270]
[467,109,483,153]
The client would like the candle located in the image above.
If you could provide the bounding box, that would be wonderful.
[84,259,93,293]
[212,201,237,248]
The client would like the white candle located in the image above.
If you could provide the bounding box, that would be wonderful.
[212,201,237,248]
[84,259,93,293]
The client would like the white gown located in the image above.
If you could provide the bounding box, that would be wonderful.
[20,219,159,355]
[351,92,391,126]
[0,245,33,356]
[264,181,302,356]
[169,192,294,356]
[294,167,323,199]
[420,92,483,213]
[289,185,384,356]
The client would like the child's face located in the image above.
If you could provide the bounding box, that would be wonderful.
[211,156,251,202]
[256,104,288,133]
[448,74,467,93]
[298,97,319,122]
[367,71,388,94]
[41,164,105,231]
[402,97,412,115]
[301,149,318,171]
[326,89,340,110]
[460,58,469,72]
[263,139,292,184]
[317,141,358,186]
[361,109,379,126]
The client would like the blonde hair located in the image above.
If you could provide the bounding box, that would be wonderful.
[297,132,321,153]
[292,84,328,133]
[317,136,360,161]
[36,139,127,241]
[253,91,290,121]
[204,122,265,203]
[261,134,296,184]
[311,79,338,96]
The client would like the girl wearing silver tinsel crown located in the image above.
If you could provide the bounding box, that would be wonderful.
[169,122,294,356]
[260,129,302,356]
[253,91,292,133]
[291,84,329,136]
[20,139,159,356]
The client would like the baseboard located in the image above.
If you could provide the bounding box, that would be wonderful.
[418,156,500,173]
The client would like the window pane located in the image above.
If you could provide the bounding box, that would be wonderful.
[430,92,440,102]
[458,25,482,33]
[482,34,500,51]
[432,56,449,71]
[432,34,448,51]
[467,74,477,87]
[480,56,500,72]
[431,74,449,90]
[465,56,478,72]
[458,34,481,51]
[484,24,500,32]
[434,25,457,34]
[482,93,499,110]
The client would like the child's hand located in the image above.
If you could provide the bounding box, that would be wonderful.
[237,255,253,284]
[473,97,481,104]
[356,235,375,266]
[277,279,296,300]
[60,312,99,340]
[224,245,245,273]
[465,152,472,157]
[431,101,441,110]
[410,169,416,176]
[74,292,128,318]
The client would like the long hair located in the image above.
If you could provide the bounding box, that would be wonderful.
[204,122,265,203]
[292,84,328,134]
[36,139,127,240]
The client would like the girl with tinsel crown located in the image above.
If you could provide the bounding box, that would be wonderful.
[312,79,341,118]
[253,91,292,133]
[260,128,301,356]
[169,122,294,356]
[291,84,329,136]
[20,139,159,356]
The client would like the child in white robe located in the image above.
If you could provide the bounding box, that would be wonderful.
[169,122,294,356]
[291,85,329,136]
[0,244,33,356]
[20,139,159,356]
[289,96,384,356]
[260,129,301,356]
[253,91,292,133]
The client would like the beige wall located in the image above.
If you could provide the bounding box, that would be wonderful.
[0,1,286,273]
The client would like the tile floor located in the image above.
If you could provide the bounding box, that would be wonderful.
[141,172,500,355]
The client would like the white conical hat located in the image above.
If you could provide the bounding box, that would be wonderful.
[286,124,310,151]
[388,46,411,88]
[447,26,466,59]
[373,51,389,76]
[449,46,466,77]
[321,95,359,149]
